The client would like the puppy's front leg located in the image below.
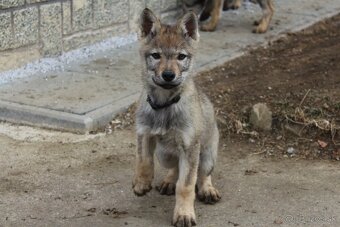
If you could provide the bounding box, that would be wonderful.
[173,141,200,227]
[132,134,156,196]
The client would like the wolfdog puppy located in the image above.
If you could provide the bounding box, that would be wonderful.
[132,8,221,227]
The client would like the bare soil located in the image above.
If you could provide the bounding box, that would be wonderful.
[197,14,340,161]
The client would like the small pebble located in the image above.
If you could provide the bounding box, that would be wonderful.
[287,147,295,154]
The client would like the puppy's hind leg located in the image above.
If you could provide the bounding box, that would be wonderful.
[157,167,178,196]
[132,134,156,196]
[197,174,221,204]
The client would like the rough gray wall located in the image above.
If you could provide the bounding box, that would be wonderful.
[0,0,180,72]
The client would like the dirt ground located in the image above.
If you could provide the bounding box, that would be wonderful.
[1,15,340,227]
[197,14,340,161]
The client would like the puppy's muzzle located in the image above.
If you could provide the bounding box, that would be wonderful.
[162,70,176,82]
[152,70,181,89]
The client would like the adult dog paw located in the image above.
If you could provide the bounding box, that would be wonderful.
[200,23,217,32]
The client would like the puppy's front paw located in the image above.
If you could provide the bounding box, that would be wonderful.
[172,209,196,227]
[132,178,152,196]
[156,181,176,195]
[197,186,221,204]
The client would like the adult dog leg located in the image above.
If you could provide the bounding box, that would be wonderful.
[253,0,274,33]
[200,0,223,31]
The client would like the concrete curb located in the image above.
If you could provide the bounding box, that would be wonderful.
[0,100,92,133]
[0,92,140,133]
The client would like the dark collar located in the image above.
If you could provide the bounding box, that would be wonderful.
[147,95,181,110]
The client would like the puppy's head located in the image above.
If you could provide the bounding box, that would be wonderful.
[139,8,199,90]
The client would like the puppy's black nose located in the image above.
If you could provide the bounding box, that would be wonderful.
[161,71,176,82]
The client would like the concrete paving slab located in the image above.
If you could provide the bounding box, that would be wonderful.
[0,0,340,133]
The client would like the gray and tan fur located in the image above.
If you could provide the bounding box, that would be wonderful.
[132,8,221,227]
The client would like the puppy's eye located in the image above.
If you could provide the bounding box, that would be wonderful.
[177,54,187,60]
[151,53,161,60]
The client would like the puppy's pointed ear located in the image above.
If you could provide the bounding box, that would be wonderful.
[140,8,160,40]
[178,11,199,42]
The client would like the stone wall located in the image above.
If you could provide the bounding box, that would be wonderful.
[0,0,180,72]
